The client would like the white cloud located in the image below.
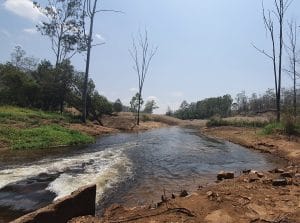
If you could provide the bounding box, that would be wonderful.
[3,0,44,21]
[129,87,138,92]
[23,28,37,34]
[95,33,105,42]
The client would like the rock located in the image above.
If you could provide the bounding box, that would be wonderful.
[257,172,264,178]
[280,172,293,178]
[295,173,300,178]
[12,184,96,223]
[206,191,213,197]
[248,174,259,183]
[180,190,188,197]
[217,171,234,181]
[242,169,251,174]
[272,178,288,186]
[262,178,272,184]
[92,120,100,125]
[204,209,233,223]
[275,168,285,173]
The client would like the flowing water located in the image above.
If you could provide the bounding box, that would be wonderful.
[0,127,284,222]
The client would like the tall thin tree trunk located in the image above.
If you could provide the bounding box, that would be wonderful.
[137,90,141,125]
[82,0,97,123]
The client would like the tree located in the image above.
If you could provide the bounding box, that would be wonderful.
[285,20,299,117]
[129,30,157,125]
[143,100,159,114]
[113,99,123,113]
[166,106,173,116]
[11,45,38,71]
[0,63,39,107]
[130,93,143,113]
[81,0,121,123]
[35,0,84,66]
[90,91,112,123]
[253,0,292,122]
[55,60,75,113]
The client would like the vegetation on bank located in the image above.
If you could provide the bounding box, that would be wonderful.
[206,118,269,128]
[0,106,94,150]
[206,115,300,136]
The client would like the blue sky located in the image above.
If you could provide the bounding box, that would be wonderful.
[1,0,300,113]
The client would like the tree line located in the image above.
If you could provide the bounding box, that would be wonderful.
[0,46,119,122]
[169,88,299,120]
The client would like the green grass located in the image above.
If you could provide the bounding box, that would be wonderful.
[260,121,300,135]
[0,106,67,124]
[0,106,95,150]
[0,125,94,150]
[206,118,269,128]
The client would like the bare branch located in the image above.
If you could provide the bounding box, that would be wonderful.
[251,43,274,60]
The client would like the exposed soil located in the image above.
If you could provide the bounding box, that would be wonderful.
[69,125,300,223]
[67,113,169,136]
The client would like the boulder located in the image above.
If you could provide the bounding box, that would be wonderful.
[280,172,293,178]
[217,171,234,181]
[272,178,287,186]
[180,190,188,197]
[274,168,285,173]
[11,184,96,223]
[256,172,264,178]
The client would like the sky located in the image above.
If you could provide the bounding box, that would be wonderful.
[0,0,300,114]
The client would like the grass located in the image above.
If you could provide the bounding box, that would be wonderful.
[206,118,269,128]
[0,106,95,150]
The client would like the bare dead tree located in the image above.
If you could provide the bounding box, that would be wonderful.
[253,0,292,122]
[81,0,122,123]
[129,30,157,125]
[285,20,299,117]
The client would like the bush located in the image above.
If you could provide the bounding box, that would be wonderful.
[141,114,151,122]
[261,122,284,135]
[282,114,297,135]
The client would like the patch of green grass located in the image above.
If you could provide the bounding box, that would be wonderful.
[260,122,284,135]
[0,106,67,123]
[206,118,269,128]
[0,125,94,150]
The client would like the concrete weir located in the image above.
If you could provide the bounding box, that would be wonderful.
[11,184,96,223]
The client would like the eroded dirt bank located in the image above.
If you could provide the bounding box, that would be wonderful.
[69,126,300,223]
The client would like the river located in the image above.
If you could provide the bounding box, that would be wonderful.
[0,127,283,222]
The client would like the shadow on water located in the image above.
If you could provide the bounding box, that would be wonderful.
[0,127,285,222]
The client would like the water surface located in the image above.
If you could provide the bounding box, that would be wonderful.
[0,127,283,222]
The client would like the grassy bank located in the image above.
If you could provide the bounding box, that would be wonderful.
[0,106,94,150]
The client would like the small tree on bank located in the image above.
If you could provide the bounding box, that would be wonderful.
[129,30,157,125]
[113,98,123,113]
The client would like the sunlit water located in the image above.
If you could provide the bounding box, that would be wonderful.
[0,127,284,222]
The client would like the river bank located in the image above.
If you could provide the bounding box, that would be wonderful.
[69,124,300,223]
[0,107,167,152]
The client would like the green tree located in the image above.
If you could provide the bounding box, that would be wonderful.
[90,91,112,123]
[11,45,38,71]
[113,98,123,113]
[35,0,84,66]
[130,93,143,113]
[143,100,159,114]
[0,63,39,107]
